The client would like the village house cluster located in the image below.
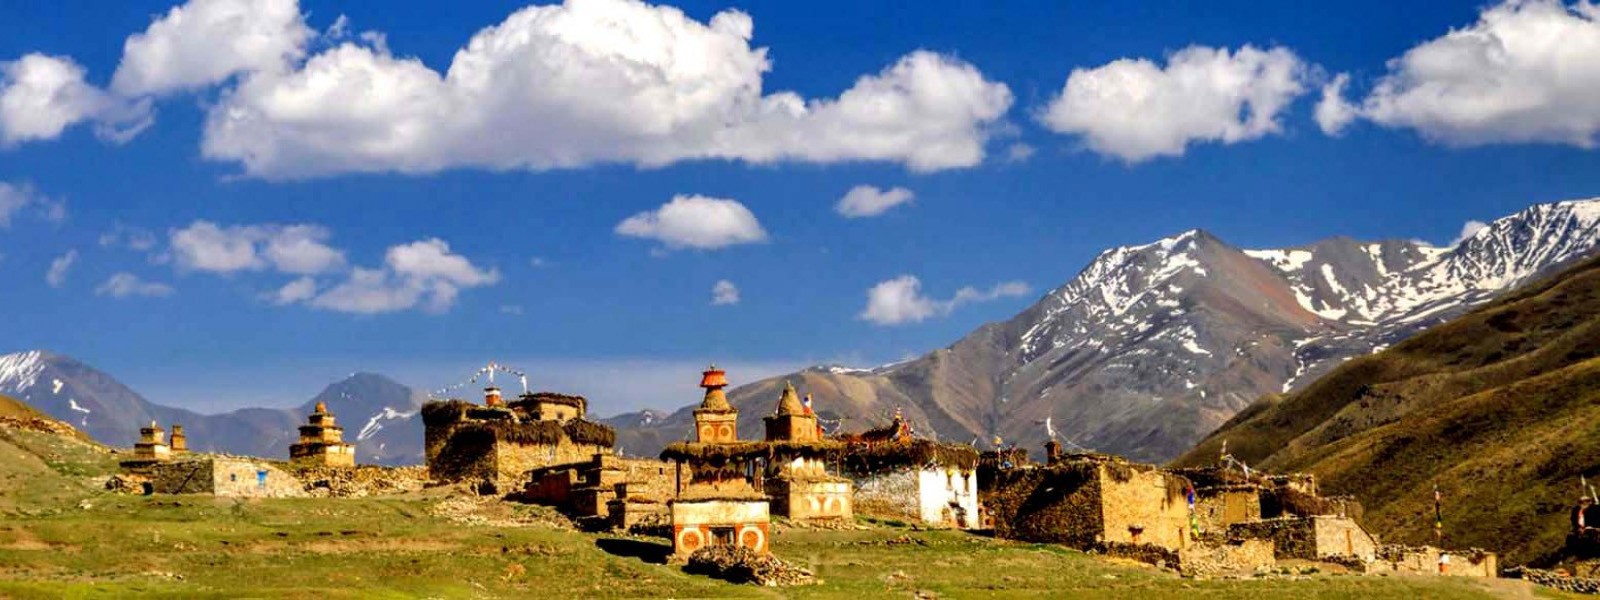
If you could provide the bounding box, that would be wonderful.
[112,362,1506,579]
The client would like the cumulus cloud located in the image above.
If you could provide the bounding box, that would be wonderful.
[0,54,150,146]
[835,185,915,218]
[198,0,1012,178]
[0,181,66,227]
[1450,220,1490,246]
[96,272,175,298]
[1321,0,1600,148]
[45,250,77,288]
[112,0,313,97]
[1313,73,1358,136]
[1040,45,1309,163]
[270,275,317,305]
[616,195,767,250]
[858,275,1031,326]
[168,221,345,274]
[306,238,499,314]
[711,279,740,305]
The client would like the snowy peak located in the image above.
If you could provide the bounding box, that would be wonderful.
[0,350,49,392]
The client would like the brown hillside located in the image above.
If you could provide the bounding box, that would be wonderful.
[1173,253,1600,565]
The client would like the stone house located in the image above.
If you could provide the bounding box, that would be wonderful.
[422,387,616,491]
[836,423,982,529]
[987,452,1192,551]
[1228,515,1379,562]
[146,456,307,498]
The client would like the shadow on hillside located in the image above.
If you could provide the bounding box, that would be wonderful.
[596,537,672,564]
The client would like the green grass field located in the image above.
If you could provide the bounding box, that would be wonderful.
[0,425,1575,598]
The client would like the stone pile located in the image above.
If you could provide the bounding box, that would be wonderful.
[684,545,818,586]
[293,465,427,498]
[0,416,81,437]
[1519,568,1600,594]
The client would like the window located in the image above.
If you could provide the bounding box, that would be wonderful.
[710,527,736,547]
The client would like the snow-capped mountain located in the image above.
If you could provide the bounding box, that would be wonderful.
[613,198,1600,463]
[0,351,425,465]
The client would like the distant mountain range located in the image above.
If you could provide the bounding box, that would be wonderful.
[0,352,423,465]
[8,198,1599,468]
[611,198,1600,463]
[1174,252,1600,565]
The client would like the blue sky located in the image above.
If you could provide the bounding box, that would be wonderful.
[3,0,1600,415]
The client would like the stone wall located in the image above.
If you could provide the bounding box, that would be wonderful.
[1520,568,1600,593]
[987,465,1105,547]
[1227,516,1376,562]
[1376,545,1497,577]
[150,457,306,498]
[854,469,923,523]
[1177,539,1276,576]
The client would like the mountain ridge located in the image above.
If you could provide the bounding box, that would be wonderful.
[613,198,1600,463]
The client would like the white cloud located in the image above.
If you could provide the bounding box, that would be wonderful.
[835,185,915,218]
[270,275,316,305]
[529,257,548,268]
[616,194,767,250]
[1328,0,1600,147]
[99,223,158,250]
[0,181,65,227]
[112,0,314,97]
[499,304,524,315]
[1450,220,1490,247]
[168,221,345,274]
[199,0,1012,178]
[1005,143,1036,162]
[0,54,150,146]
[306,238,499,314]
[1313,73,1358,136]
[96,272,175,298]
[858,275,1031,326]
[711,279,740,305]
[45,250,77,288]
[1040,45,1309,163]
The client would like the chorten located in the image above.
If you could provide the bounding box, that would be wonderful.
[763,382,820,443]
[693,366,738,444]
[484,385,504,407]
[169,424,189,455]
[133,421,172,462]
[289,401,356,467]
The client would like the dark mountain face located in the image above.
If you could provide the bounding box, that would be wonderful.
[615,199,1600,463]
[0,353,423,465]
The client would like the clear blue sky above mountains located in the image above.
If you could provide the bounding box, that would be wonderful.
[3,0,1600,415]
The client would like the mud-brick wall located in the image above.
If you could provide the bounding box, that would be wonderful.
[985,466,1105,548]
[1195,488,1262,534]
[494,439,608,486]
[769,478,853,521]
[854,470,922,523]
[1097,466,1190,551]
[1313,516,1378,562]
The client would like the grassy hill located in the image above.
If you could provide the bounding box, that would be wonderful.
[1174,253,1600,565]
[0,409,1535,597]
